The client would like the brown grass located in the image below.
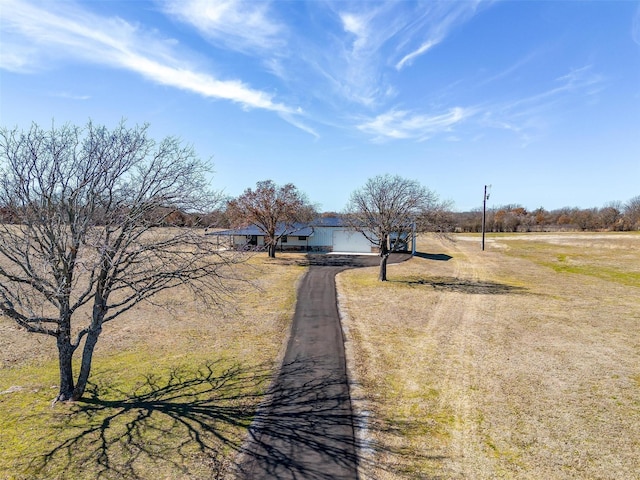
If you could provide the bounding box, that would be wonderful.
[338,232,640,479]
[0,251,306,479]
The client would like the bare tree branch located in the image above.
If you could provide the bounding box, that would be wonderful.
[226,180,316,258]
[344,174,446,281]
[0,121,243,402]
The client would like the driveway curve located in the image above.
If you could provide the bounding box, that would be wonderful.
[235,253,411,479]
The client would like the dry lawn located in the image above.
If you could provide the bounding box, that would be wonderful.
[338,232,640,479]
[0,251,306,479]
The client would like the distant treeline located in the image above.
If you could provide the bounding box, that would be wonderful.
[2,195,639,233]
[0,205,228,229]
[454,196,640,233]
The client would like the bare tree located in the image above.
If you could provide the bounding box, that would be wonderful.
[226,180,315,258]
[417,198,456,233]
[624,195,640,230]
[345,174,441,281]
[598,201,623,231]
[0,121,240,402]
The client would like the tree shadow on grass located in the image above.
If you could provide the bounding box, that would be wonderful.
[414,252,453,261]
[274,253,413,268]
[29,361,264,479]
[235,358,358,479]
[28,359,449,480]
[394,276,527,294]
[234,358,445,480]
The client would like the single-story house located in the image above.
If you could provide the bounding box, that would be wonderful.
[209,216,413,254]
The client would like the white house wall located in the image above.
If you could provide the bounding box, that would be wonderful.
[279,235,310,247]
[309,227,377,253]
[226,225,379,253]
[307,227,335,247]
[332,230,373,253]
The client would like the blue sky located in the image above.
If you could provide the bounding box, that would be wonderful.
[1,0,639,212]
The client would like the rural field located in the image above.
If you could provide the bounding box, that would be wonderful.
[1,232,639,479]
[338,232,640,479]
[0,252,306,479]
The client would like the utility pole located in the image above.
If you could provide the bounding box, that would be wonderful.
[411,220,416,256]
[482,185,491,251]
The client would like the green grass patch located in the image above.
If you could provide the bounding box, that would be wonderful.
[0,350,273,480]
[501,238,640,288]
[543,262,640,287]
[0,254,306,479]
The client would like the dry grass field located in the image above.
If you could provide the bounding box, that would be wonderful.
[3,231,639,479]
[338,232,640,479]
[0,252,306,479]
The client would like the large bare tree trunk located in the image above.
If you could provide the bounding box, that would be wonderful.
[56,335,76,402]
[73,326,102,400]
[268,241,277,258]
[379,254,389,281]
[378,236,389,281]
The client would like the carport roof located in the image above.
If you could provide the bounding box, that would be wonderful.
[311,216,348,227]
[212,223,314,237]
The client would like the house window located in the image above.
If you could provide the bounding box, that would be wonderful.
[298,236,307,241]
[281,235,288,243]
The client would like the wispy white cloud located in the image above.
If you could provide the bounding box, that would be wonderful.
[158,0,489,113]
[340,12,367,42]
[357,106,473,141]
[555,65,603,90]
[395,1,484,71]
[313,1,489,107]
[331,3,407,106]
[479,64,605,145]
[504,65,604,113]
[477,49,541,87]
[278,111,320,140]
[1,0,606,148]
[0,41,42,73]
[395,39,440,71]
[357,62,604,144]
[52,92,91,101]
[161,0,285,53]
[0,0,294,114]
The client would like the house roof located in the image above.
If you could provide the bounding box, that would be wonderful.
[212,223,314,237]
[310,216,348,227]
[209,216,352,237]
